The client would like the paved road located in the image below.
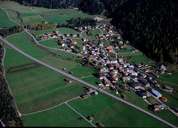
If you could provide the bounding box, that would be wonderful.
[136,65,178,117]
[0,36,177,128]
[151,93,178,117]
[0,120,5,127]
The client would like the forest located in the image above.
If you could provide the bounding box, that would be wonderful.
[79,0,178,64]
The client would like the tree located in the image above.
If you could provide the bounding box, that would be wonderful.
[79,0,105,14]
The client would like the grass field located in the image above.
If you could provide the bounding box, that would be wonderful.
[4,41,166,127]
[22,15,45,25]
[4,47,84,113]
[22,94,165,127]
[22,104,91,127]
[6,32,96,79]
[5,31,178,127]
[42,10,92,25]
[0,1,92,25]
[117,46,154,65]
[0,1,54,25]
[88,28,102,37]
[159,72,178,86]
[39,39,58,48]
[58,27,79,34]
[158,71,178,108]
[0,1,57,14]
[128,53,153,65]
[33,27,79,36]
[1,1,178,126]
[69,94,165,127]
[0,8,16,28]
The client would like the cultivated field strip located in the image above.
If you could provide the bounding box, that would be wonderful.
[1,36,177,128]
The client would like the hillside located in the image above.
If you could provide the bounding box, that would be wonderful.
[13,0,80,8]
[79,0,178,64]
[111,0,178,63]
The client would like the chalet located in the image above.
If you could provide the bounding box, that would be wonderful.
[135,85,145,91]
[160,64,167,74]
[73,34,77,38]
[159,96,168,103]
[135,90,147,98]
[106,46,113,53]
[149,89,162,98]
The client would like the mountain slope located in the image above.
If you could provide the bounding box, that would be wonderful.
[15,0,80,8]
[79,0,178,63]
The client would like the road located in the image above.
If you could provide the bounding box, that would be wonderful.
[65,102,97,127]
[1,36,177,128]
[22,97,80,117]
[24,29,81,57]
[0,120,5,127]
[136,64,178,117]
[151,93,178,117]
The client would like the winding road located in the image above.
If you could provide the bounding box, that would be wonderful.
[0,36,177,128]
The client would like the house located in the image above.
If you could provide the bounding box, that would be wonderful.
[135,90,146,98]
[106,46,113,53]
[148,103,165,112]
[135,85,145,90]
[161,85,173,93]
[149,89,162,98]
[73,41,77,45]
[160,64,167,74]
[73,34,77,38]
[159,96,168,102]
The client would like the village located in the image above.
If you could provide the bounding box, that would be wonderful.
[33,22,178,114]
[33,21,177,112]
[0,0,178,127]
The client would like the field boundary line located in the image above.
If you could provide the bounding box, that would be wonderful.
[1,37,177,128]
[21,82,75,103]
[1,47,22,117]
[65,102,96,127]
[0,7,20,26]
[81,75,93,79]
[22,96,80,117]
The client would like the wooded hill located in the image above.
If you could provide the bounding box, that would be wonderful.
[80,0,178,64]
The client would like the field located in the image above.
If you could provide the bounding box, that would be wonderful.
[42,10,92,25]
[0,8,16,28]
[4,47,84,114]
[6,32,96,79]
[159,71,178,108]
[0,1,92,25]
[3,36,165,127]
[1,1,178,127]
[39,39,58,48]
[22,94,165,127]
[4,30,177,127]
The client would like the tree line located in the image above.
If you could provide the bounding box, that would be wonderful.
[0,44,23,127]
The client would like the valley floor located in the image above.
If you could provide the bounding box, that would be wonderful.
[0,1,178,127]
